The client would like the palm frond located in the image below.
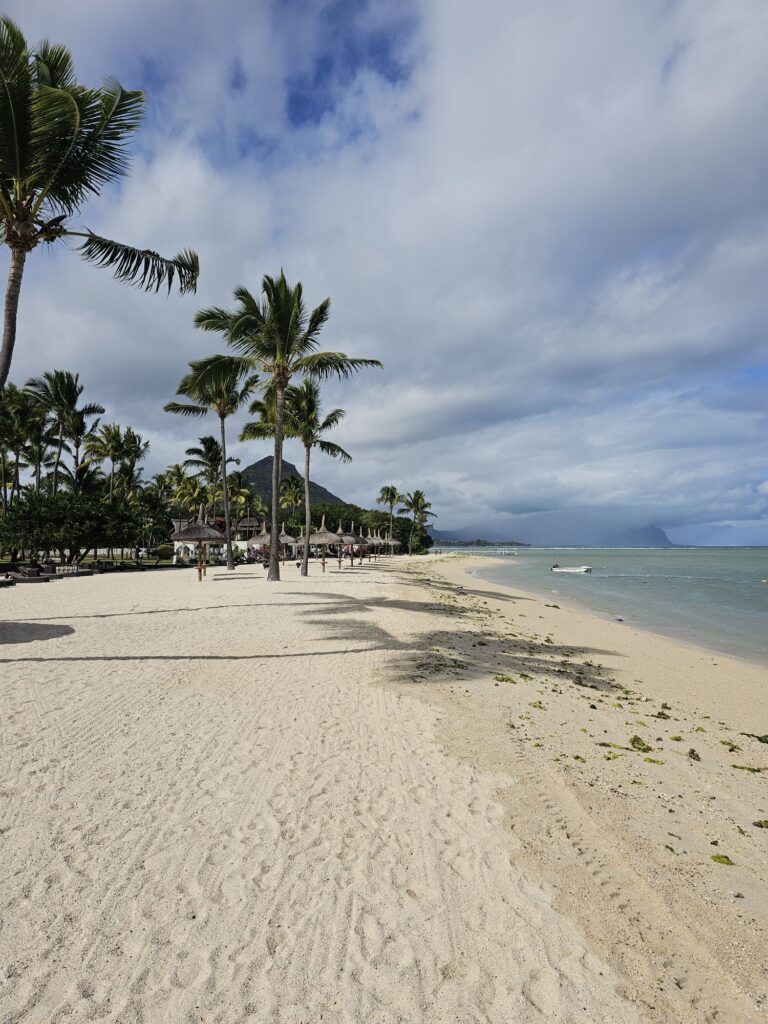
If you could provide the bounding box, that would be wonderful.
[317,440,352,463]
[296,352,382,380]
[319,408,346,432]
[164,400,209,418]
[194,305,234,333]
[0,16,32,185]
[34,41,76,89]
[240,420,273,442]
[75,233,198,293]
[32,79,144,215]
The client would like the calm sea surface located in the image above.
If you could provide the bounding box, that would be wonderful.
[448,547,768,665]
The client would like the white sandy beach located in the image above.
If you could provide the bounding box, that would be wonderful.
[0,556,766,1023]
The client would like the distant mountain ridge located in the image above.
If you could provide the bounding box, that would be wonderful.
[431,522,675,547]
[241,456,346,506]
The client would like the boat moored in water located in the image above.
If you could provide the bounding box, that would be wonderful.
[550,564,592,574]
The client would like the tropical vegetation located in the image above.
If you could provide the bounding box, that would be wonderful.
[195,271,381,580]
[165,355,258,570]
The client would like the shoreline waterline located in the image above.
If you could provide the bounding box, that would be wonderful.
[444,546,768,667]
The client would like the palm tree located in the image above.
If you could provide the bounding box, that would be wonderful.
[285,379,351,577]
[63,405,101,494]
[165,355,258,570]
[398,490,437,556]
[120,427,149,482]
[195,272,382,580]
[84,423,124,499]
[0,382,32,505]
[25,370,104,493]
[0,17,198,388]
[377,484,402,545]
[280,475,304,524]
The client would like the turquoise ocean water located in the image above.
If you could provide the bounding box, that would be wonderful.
[448,547,768,665]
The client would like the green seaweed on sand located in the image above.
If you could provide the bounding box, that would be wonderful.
[711,854,735,866]
[740,733,768,744]
[753,820,768,828]
[670,735,683,742]
[494,674,517,684]
[644,757,665,765]
[629,735,653,753]
[732,765,764,773]
[529,701,546,710]
[720,740,741,753]
[573,755,586,763]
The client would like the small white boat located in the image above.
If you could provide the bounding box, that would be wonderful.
[550,564,592,574]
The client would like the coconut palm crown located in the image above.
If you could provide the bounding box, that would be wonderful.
[165,355,258,570]
[25,369,104,494]
[377,484,402,543]
[0,16,199,388]
[398,489,437,555]
[195,271,381,581]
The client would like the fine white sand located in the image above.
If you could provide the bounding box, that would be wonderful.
[0,556,765,1023]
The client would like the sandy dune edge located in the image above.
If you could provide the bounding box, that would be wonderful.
[1,563,641,1024]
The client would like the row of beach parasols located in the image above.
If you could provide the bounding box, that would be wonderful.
[172,509,400,580]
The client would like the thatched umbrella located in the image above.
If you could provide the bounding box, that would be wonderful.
[384,532,401,556]
[279,523,296,563]
[349,520,369,565]
[372,529,384,560]
[309,514,337,572]
[336,520,356,567]
[252,520,270,561]
[171,507,225,582]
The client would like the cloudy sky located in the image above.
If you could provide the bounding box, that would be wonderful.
[6,0,768,543]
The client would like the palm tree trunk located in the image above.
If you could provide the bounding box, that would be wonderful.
[0,248,27,390]
[268,383,285,581]
[73,442,81,495]
[389,503,394,550]
[301,444,312,577]
[0,451,7,513]
[53,424,64,495]
[10,450,20,505]
[219,414,235,571]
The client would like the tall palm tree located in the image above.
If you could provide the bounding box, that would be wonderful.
[25,370,104,493]
[84,422,123,499]
[377,484,402,545]
[0,382,33,505]
[398,490,437,556]
[285,379,350,577]
[120,427,149,482]
[0,17,198,389]
[280,475,304,524]
[196,272,381,580]
[63,404,101,494]
[165,354,258,570]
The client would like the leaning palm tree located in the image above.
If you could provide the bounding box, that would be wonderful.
[398,490,437,556]
[196,272,382,580]
[285,379,351,577]
[0,17,199,388]
[165,355,258,570]
[377,484,402,546]
[25,370,104,493]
